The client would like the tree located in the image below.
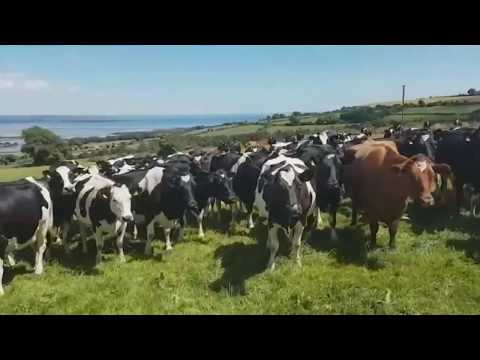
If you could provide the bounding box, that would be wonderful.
[418,99,426,107]
[22,126,61,145]
[21,127,69,165]
[468,88,477,96]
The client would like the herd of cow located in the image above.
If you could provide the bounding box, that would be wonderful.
[1,120,480,296]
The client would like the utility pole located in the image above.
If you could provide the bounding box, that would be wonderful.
[402,85,406,123]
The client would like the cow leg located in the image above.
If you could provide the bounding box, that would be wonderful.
[94,228,104,266]
[317,208,323,229]
[369,221,379,250]
[164,228,172,251]
[329,206,338,241]
[266,223,280,271]
[248,212,255,229]
[6,253,15,267]
[388,220,400,250]
[5,238,18,266]
[145,220,155,256]
[61,222,71,254]
[229,203,236,226]
[291,222,304,267]
[198,208,205,238]
[116,222,127,263]
[79,223,88,254]
[34,229,47,276]
[351,200,358,226]
[216,199,222,223]
[0,258,4,296]
[455,181,464,216]
[132,223,139,240]
[246,203,255,229]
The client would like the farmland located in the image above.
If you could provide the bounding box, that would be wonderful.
[1,165,480,314]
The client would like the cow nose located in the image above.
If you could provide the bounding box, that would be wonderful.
[420,195,435,207]
[188,201,199,211]
[290,204,301,218]
[122,215,134,222]
[227,194,238,204]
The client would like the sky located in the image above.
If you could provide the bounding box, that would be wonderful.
[0,45,479,115]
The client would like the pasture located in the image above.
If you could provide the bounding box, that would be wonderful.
[1,166,480,314]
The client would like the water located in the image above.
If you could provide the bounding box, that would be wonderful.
[0,113,265,154]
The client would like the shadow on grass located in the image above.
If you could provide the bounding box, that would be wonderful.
[407,203,480,237]
[306,226,386,270]
[210,241,266,296]
[446,237,480,263]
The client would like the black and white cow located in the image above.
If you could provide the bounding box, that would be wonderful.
[232,148,272,229]
[43,162,99,248]
[190,166,237,237]
[97,155,137,176]
[0,177,53,295]
[395,129,437,161]
[124,162,199,255]
[293,145,343,240]
[74,175,134,264]
[254,154,317,271]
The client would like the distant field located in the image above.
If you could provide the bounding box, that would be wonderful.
[402,104,480,115]
[367,95,480,106]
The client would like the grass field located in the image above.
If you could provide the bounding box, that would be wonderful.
[1,166,480,314]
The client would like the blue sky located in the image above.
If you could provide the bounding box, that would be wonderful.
[0,45,479,115]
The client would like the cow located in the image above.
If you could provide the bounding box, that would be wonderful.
[74,175,134,265]
[42,162,98,248]
[125,163,199,255]
[190,166,237,237]
[395,129,437,161]
[233,148,271,229]
[0,177,53,295]
[309,131,329,145]
[435,128,480,214]
[292,144,343,239]
[343,142,451,250]
[253,154,317,271]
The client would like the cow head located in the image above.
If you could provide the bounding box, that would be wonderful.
[211,170,237,204]
[43,165,76,196]
[405,132,437,161]
[391,154,451,207]
[165,165,199,215]
[260,164,314,228]
[99,184,134,222]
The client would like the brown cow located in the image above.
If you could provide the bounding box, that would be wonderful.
[343,142,451,249]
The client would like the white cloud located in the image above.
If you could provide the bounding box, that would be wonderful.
[0,72,49,91]
[67,86,80,93]
[23,79,49,91]
[0,79,14,89]
[93,92,106,97]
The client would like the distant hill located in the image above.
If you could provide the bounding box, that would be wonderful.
[366,95,480,107]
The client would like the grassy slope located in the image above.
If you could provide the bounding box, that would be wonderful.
[1,167,480,314]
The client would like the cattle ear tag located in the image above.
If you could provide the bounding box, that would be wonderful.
[466,137,471,142]
[408,141,414,145]
[326,154,335,160]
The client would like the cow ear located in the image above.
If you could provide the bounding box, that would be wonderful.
[432,163,452,176]
[299,168,314,182]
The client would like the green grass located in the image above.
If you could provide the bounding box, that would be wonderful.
[2,166,480,314]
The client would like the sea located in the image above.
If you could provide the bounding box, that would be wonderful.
[0,113,265,154]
